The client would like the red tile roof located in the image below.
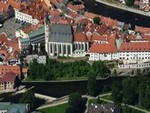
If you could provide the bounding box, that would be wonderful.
[74,32,87,42]
[0,65,21,75]
[92,33,108,41]
[67,3,85,12]
[97,23,109,35]
[0,72,16,83]
[135,26,150,33]
[89,43,117,53]
[84,12,99,19]
[8,0,21,10]
[0,2,9,13]
[90,33,117,53]
[119,42,150,52]
[22,67,28,73]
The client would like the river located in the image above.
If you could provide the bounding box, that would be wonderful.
[83,0,150,29]
[22,76,127,98]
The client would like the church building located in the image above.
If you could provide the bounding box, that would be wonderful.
[45,14,89,57]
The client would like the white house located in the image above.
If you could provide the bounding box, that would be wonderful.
[15,9,39,25]
[89,32,150,68]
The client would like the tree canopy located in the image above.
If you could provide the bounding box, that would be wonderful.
[19,90,36,110]
[28,59,111,80]
[87,71,97,96]
[66,92,87,113]
[125,0,135,6]
[93,16,101,25]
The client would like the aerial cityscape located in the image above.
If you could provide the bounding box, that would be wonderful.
[0,0,149,112]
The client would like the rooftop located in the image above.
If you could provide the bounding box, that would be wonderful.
[50,24,73,43]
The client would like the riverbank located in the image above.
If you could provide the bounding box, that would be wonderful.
[95,0,150,17]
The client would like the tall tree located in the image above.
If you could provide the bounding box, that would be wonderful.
[13,75,21,90]
[66,92,87,113]
[122,78,138,105]
[111,81,122,103]
[19,90,36,110]
[92,61,111,77]
[125,0,135,6]
[87,71,97,96]
[93,16,101,25]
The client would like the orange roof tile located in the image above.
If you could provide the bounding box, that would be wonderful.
[0,65,21,75]
[92,33,108,41]
[74,32,87,42]
[89,43,117,53]
[135,26,150,33]
[0,2,9,13]
[97,23,108,35]
[22,67,28,73]
[119,42,150,52]
[84,12,99,19]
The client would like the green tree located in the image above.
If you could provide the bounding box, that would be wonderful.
[112,69,117,76]
[122,78,138,105]
[93,16,101,25]
[66,92,87,113]
[92,61,111,78]
[19,90,36,110]
[13,75,21,90]
[87,71,97,96]
[111,81,122,103]
[125,0,135,6]
[138,78,150,109]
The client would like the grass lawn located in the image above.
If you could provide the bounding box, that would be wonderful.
[101,95,113,101]
[40,103,69,113]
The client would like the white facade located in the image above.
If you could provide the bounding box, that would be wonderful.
[142,0,149,4]
[89,51,150,68]
[47,42,73,57]
[15,9,39,25]
[73,41,89,57]
[37,55,47,64]
[0,110,7,113]
[89,52,118,61]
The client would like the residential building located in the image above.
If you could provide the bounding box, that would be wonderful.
[0,65,21,75]
[0,33,20,65]
[15,9,39,25]
[0,72,16,92]
[0,102,30,113]
[88,32,150,69]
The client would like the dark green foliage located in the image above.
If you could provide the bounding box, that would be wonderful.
[92,61,111,77]
[93,16,101,25]
[113,69,117,76]
[122,77,138,105]
[28,59,111,80]
[111,81,122,103]
[138,78,150,109]
[13,75,21,89]
[66,93,87,113]
[113,76,150,110]
[19,90,36,110]
[0,57,3,62]
[87,71,96,96]
[125,0,135,6]
[121,106,143,113]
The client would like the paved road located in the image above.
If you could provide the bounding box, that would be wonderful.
[37,93,111,110]
[37,96,69,110]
